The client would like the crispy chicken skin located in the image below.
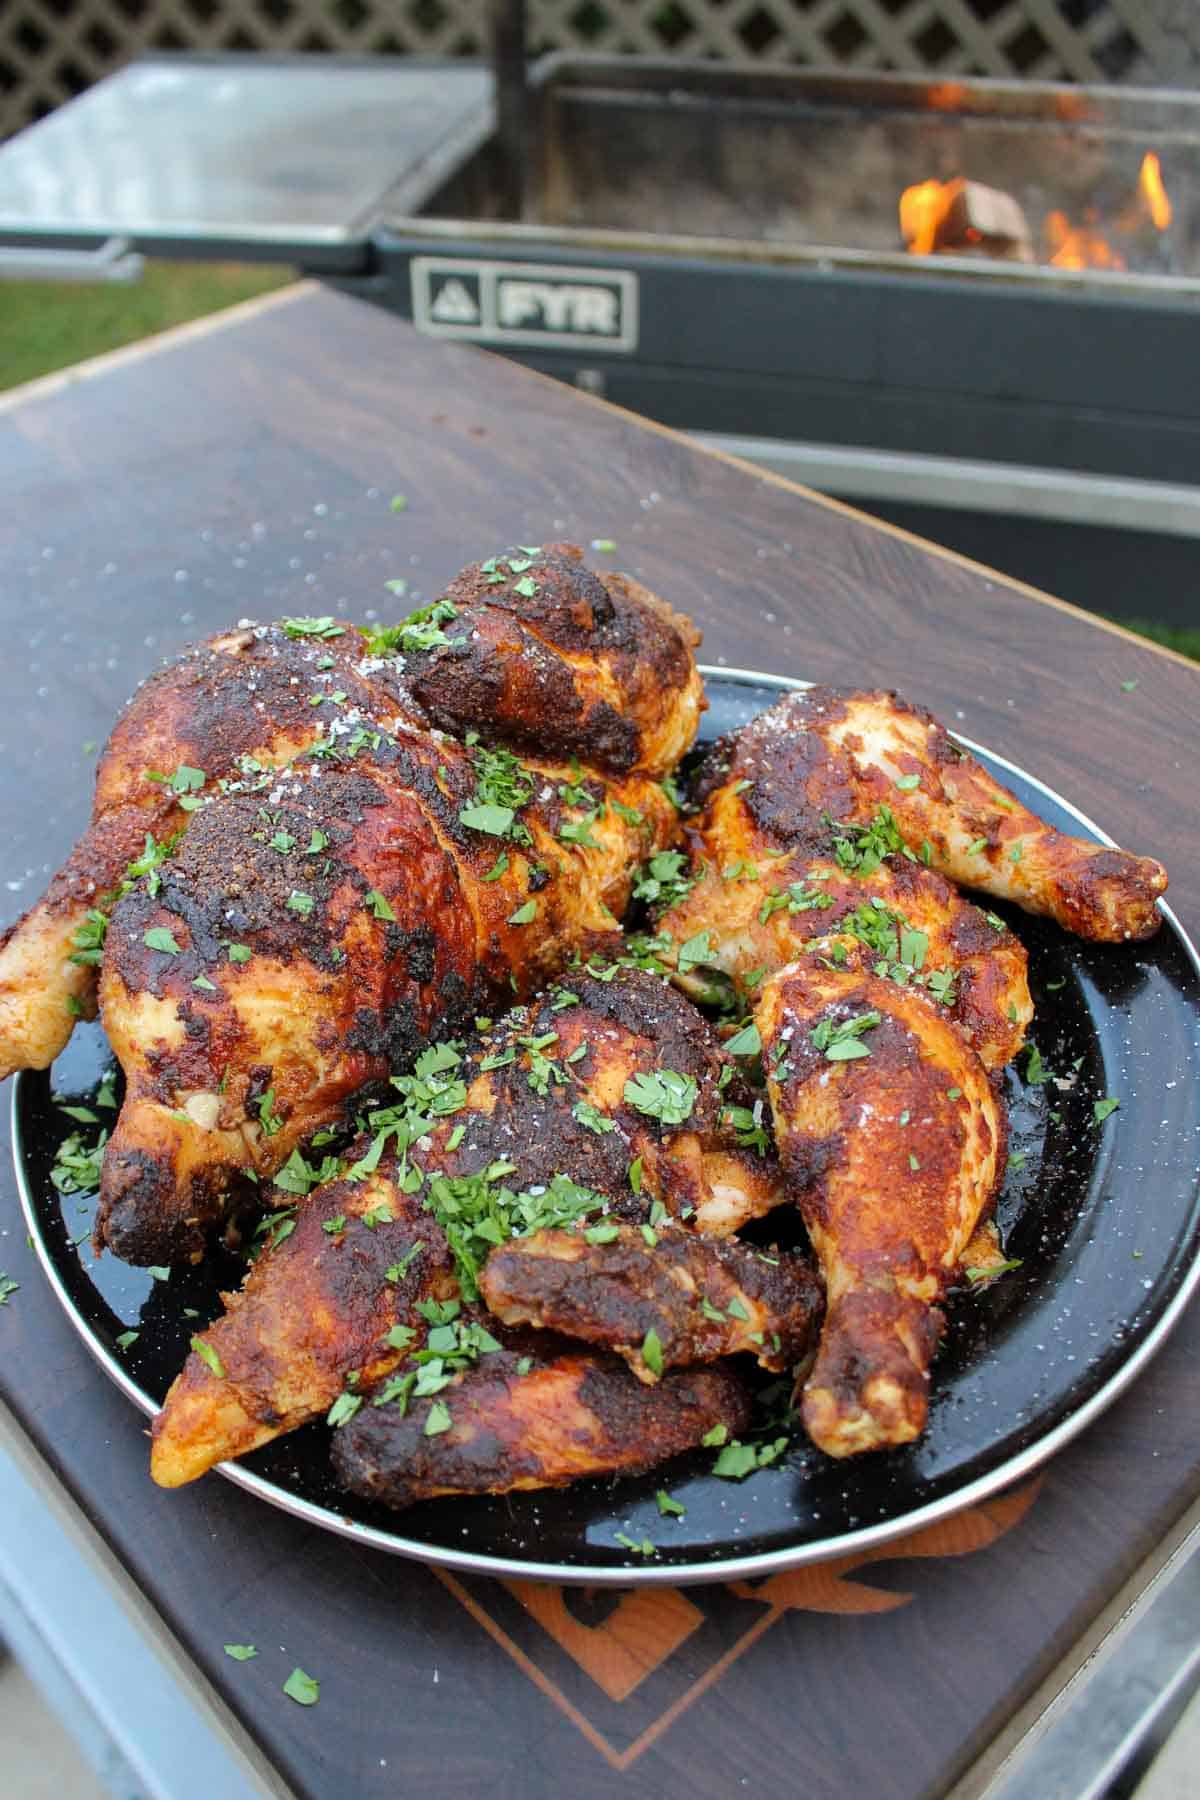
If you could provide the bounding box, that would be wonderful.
[758,965,1004,1458]
[332,1345,750,1510]
[43,551,700,1266]
[421,967,785,1237]
[480,1222,823,1383]
[690,688,1165,945]
[659,690,1047,1069]
[150,969,788,1484]
[96,736,672,1265]
[151,1164,456,1487]
[0,542,701,1084]
[409,548,704,777]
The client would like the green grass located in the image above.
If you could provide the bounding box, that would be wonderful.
[1107,616,1200,664]
[0,258,292,391]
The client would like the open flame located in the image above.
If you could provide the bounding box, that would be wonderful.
[900,151,1172,272]
[1045,212,1126,271]
[1138,151,1172,231]
[898,177,963,257]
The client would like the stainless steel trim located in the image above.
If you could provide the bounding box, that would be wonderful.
[687,437,1200,540]
[12,664,1200,1587]
[0,237,144,284]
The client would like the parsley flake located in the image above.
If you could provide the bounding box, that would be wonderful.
[283,1668,320,1706]
[191,1336,225,1378]
[623,1069,698,1126]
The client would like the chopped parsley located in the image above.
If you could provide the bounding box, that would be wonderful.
[274,1147,341,1196]
[573,1100,614,1135]
[759,882,834,924]
[623,1069,698,1126]
[829,806,910,877]
[51,1126,108,1195]
[143,925,182,955]
[677,929,719,976]
[614,1533,657,1558]
[191,1336,226,1378]
[1094,1097,1121,1124]
[641,1329,665,1377]
[712,1437,789,1480]
[632,850,696,910]
[810,1009,882,1062]
[424,1400,453,1437]
[326,1389,363,1428]
[282,1668,320,1707]
[459,744,535,843]
[724,1021,761,1058]
[283,616,344,640]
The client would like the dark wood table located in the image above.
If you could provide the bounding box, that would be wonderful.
[2,282,1198,1800]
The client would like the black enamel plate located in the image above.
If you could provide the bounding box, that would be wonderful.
[13,669,1200,1585]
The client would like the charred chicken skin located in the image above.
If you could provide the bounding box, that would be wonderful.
[0,542,701,1085]
[150,1163,457,1488]
[480,1222,822,1383]
[151,968,790,1489]
[333,1345,750,1511]
[758,965,1004,1458]
[653,684,1165,1459]
[2,547,702,1267]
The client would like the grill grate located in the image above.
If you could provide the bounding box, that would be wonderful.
[0,2,1195,142]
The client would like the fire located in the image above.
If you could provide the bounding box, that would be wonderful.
[1139,151,1172,230]
[900,151,1172,272]
[899,178,963,256]
[1045,211,1126,271]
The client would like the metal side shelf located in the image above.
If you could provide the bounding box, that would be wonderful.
[0,1407,279,1800]
[975,1515,1200,1800]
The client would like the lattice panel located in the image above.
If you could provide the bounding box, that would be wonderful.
[1,2,1196,143]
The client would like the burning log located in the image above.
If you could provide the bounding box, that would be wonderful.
[899,178,1034,264]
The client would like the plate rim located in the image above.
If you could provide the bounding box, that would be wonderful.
[13,664,1200,1587]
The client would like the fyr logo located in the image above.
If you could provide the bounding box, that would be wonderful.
[411,259,638,353]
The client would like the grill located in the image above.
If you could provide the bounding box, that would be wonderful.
[2,49,1198,625]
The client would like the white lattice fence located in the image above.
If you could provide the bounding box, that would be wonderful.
[1,1,1195,141]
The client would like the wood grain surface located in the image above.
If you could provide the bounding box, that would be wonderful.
[1,282,1197,1800]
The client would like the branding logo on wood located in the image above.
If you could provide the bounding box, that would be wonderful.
[411,258,639,353]
[435,1480,1041,1771]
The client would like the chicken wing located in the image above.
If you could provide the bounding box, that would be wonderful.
[0,542,703,1084]
[480,1222,823,1382]
[757,964,1004,1457]
[331,1344,750,1510]
[151,1160,456,1487]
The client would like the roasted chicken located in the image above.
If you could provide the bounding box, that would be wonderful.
[0,547,703,1267]
[758,966,1004,1456]
[151,968,793,1490]
[480,1222,822,1383]
[332,1345,750,1511]
[151,1161,458,1487]
[0,544,702,1085]
[654,684,1166,1457]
